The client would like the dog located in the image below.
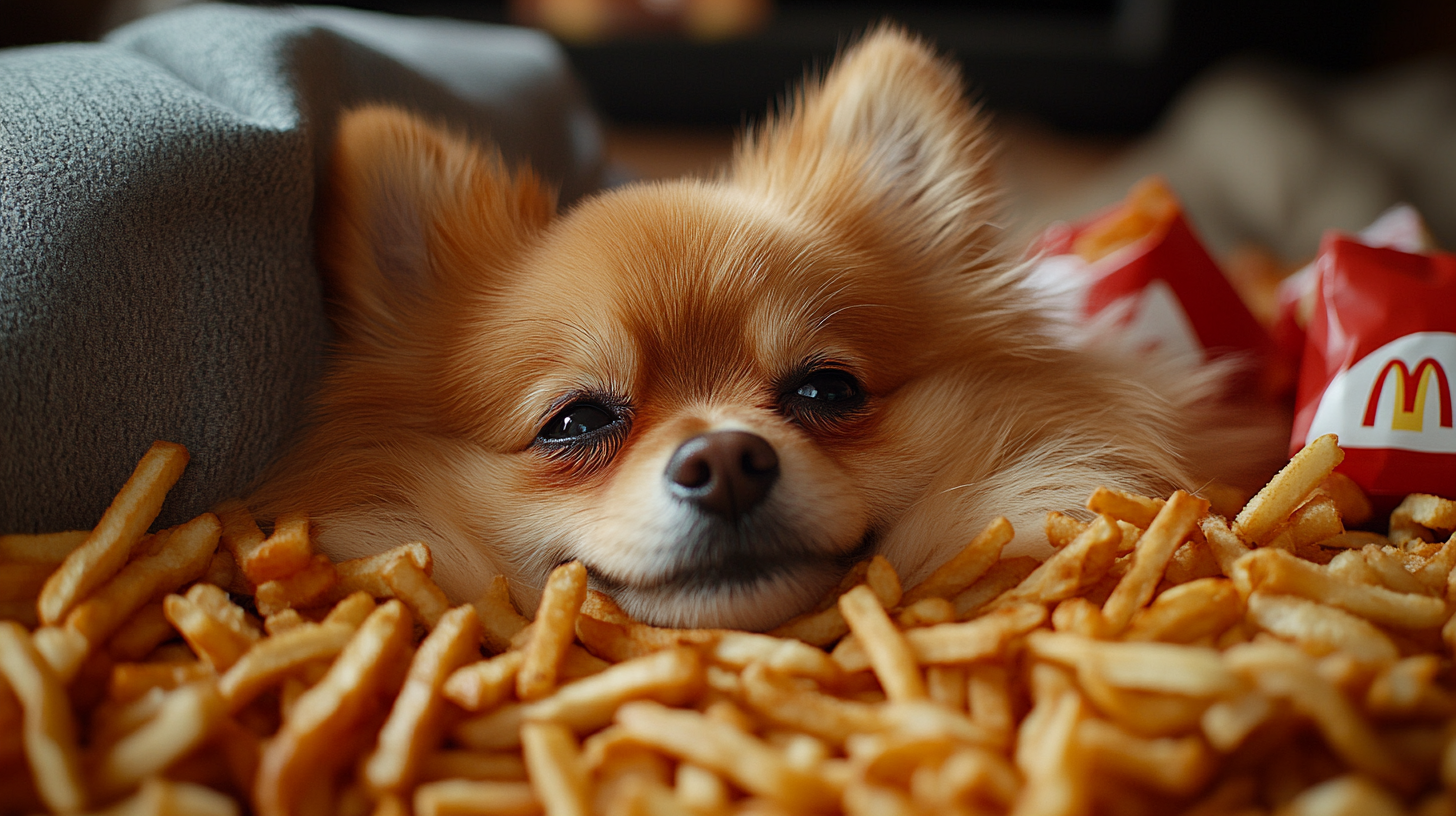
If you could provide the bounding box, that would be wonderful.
[249,26,1280,631]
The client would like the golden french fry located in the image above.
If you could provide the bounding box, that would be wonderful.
[1223,639,1413,790]
[414,779,540,816]
[0,621,85,813]
[254,600,413,816]
[1233,433,1342,545]
[95,680,226,797]
[0,530,89,564]
[254,553,338,616]
[521,647,703,733]
[472,575,531,654]
[992,515,1121,609]
[902,516,1012,604]
[1012,688,1088,816]
[330,541,435,603]
[102,777,241,816]
[838,584,925,701]
[453,703,526,751]
[365,605,484,794]
[418,749,528,783]
[444,650,526,712]
[1027,630,1238,697]
[218,621,357,712]
[739,662,886,746]
[164,592,255,672]
[38,440,189,625]
[1318,472,1372,527]
[0,562,53,603]
[1044,512,1088,550]
[1234,547,1447,629]
[521,721,591,816]
[1076,716,1213,796]
[896,597,955,628]
[952,556,1040,619]
[1123,577,1240,643]
[382,556,451,629]
[1086,487,1164,529]
[108,659,212,703]
[834,602,1046,672]
[517,562,588,701]
[1393,493,1456,536]
[30,625,90,683]
[1199,514,1251,577]
[1101,490,1209,633]
[65,511,221,648]
[242,510,315,584]
[614,700,837,812]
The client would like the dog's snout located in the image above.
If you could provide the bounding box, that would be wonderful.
[666,431,779,518]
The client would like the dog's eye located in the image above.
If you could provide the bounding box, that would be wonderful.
[793,370,861,404]
[538,403,616,441]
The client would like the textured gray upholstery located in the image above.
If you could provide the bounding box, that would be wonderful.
[0,3,602,532]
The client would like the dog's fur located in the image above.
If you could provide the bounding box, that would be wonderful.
[250,28,1280,630]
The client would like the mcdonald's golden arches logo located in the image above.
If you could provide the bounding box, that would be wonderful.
[1362,357,1453,433]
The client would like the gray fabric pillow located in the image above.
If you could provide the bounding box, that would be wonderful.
[0,2,603,533]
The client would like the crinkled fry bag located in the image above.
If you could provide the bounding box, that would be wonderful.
[1293,230,1456,500]
[1027,177,1275,380]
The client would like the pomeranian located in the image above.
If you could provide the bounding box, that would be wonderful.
[251,27,1279,630]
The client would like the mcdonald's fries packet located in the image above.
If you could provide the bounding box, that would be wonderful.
[1027,177,1276,383]
[1291,224,1456,500]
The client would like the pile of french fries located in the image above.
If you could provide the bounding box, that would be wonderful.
[5,435,1456,815]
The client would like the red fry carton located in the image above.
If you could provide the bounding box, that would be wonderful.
[1292,232,1456,499]
[1028,177,1276,376]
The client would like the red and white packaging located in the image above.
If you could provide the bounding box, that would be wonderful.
[1291,229,1456,499]
[1027,177,1275,376]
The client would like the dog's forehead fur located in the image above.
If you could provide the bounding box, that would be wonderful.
[469,180,949,437]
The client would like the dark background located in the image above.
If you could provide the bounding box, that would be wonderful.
[5,0,1454,135]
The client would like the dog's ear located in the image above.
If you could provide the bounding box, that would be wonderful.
[320,106,554,336]
[732,26,996,265]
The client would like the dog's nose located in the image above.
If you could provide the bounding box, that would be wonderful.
[665,431,779,518]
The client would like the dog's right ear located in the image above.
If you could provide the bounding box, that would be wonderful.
[320,106,555,337]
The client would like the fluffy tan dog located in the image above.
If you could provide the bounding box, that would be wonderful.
[252,27,1278,629]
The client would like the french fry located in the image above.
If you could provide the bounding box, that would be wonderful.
[218,621,357,712]
[0,562,52,602]
[244,510,315,584]
[1044,512,1088,549]
[1075,716,1213,796]
[103,777,242,816]
[65,511,221,648]
[902,516,1012,604]
[164,591,255,671]
[332,541,435,601]
[517,562,588,701]
[364,604,484,794]
[105,599,174,659]
[1223,640,1413,790]
[1012,688,1088,816]
[1233,433,1342,545]
[950,556,1041,618]
[0,621,85,813]
[413,780,540,816]
[95,680,227,797]
[418,750,528,783]
[444,651,526,712]
[1027,631,1239,697]
[383,556,451,628]
[254,553,338,616]
[521,721,591,816]
[991,515,1121,609]
[473,575,531,654]
[0,530,89,564]
[1123,577,1241,643]
[834,602,1046,672]
[254,600,413,816]
[614,700,838,812]
[38,440,189,625]
[1101,490,1209,633]
[1086,486,1164,529]
[108,659,212,703]
[838,584,925,701]
[1235,546,1448,629]
[521,648,703,733]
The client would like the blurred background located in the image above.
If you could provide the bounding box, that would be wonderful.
[6,0,1456,267]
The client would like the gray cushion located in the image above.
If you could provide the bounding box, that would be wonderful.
[0,2,602,532]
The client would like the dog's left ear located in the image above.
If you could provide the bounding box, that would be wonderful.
[732,26,996,265]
